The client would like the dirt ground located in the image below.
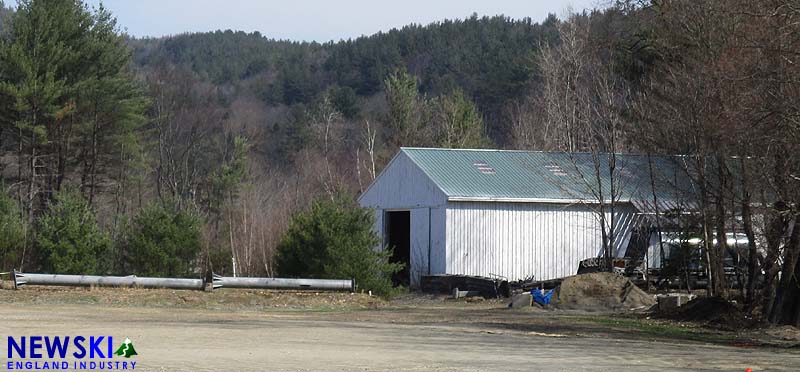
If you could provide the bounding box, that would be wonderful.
[1,288,799,371]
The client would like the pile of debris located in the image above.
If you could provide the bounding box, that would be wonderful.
[549,272,655,311]
[421,275,508,298]
[657,296,757,330]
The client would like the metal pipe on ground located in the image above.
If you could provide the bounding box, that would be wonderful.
[12,270,204,290]
[212,274,355,292]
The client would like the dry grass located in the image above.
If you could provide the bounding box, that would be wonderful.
[0,285,382,312]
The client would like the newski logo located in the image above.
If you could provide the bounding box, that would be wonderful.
[113,338,137,359]
[6,336,138,370]
[8,336,113,359]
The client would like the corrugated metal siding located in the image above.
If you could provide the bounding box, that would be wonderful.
[409,208,429,287]
[371,211,384,251]
[429,206,447,275]
[612,208,645,257]
[368,206,446,288]
[445,202,639,281]
[408,207,448,287]
[647,233,669,269]
[359,151,449,288]
[358,151,447,209]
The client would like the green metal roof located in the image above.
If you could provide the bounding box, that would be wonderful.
[400,148,699,206]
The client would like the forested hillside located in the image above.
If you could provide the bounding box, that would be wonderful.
[2,1,800,323]
[129,14,559,141]
[0,6,10,34]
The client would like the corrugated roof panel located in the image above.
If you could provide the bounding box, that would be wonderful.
[400,148,699,204]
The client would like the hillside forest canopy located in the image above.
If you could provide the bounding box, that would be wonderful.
[1,0,800,322]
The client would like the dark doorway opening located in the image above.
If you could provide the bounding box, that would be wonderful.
[385,210,411,286]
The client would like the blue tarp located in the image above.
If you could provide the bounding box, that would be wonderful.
[531,289,553,306]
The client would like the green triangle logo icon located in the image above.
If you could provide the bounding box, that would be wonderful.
[114,338,138,358]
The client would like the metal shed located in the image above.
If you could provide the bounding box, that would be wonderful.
[358,148,696,287]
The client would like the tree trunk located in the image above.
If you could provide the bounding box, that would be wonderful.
[647,154,667,270]
[761,210,787,319]
[711,157,730,298]
[713,194,729,297]
[697,157,718,297]
[768,216,800,324]
[740,158,758,308]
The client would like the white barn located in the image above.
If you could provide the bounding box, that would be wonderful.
[358,148,694,287]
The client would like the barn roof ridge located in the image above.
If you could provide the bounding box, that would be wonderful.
[399,147,693,158]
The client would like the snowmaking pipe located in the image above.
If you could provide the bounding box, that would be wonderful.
[211,274,355,292]
[12,270,204,290]
[10,270,356,292]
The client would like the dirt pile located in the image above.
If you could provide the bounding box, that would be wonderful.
[660,296,756,330]
[549,272,655,311]
[764,325,800,342]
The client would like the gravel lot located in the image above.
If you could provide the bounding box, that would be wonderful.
[1,292,798,372]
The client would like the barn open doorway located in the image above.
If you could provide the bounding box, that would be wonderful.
[385,210,411,286]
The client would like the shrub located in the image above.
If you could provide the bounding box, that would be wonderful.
[124,203,202,277]
[276,194,402,298]
[0,190,25,271]
[34,191,109,274]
